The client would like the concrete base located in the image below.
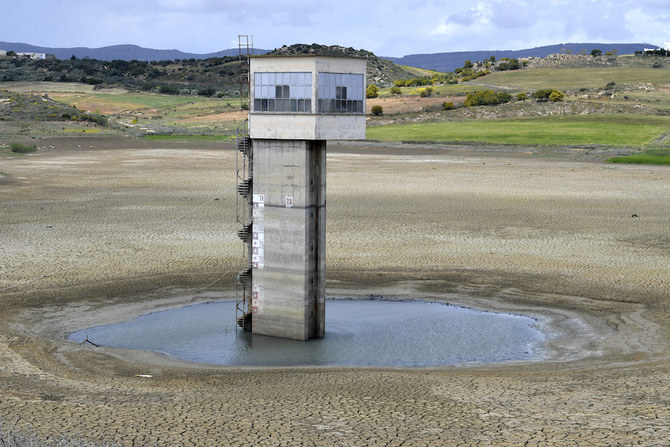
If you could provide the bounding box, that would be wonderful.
[251,139,326,340]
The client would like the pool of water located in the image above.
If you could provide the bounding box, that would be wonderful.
[68,299,546,367]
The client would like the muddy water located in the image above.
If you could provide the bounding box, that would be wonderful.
[69,299,545,367]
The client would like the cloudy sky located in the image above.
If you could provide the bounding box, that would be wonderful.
[2,0,668,56]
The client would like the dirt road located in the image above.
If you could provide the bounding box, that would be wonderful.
[1,138,669,445]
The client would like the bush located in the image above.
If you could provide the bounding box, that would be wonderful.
[605,81,616,90]
[198,87,215,97]
[548,90,566,102]
[158,85,179,95]
[516,92,528,101]
[442,102,455,110]
[390,86,402,95]
[496,91,512,103]
[497,58,520,71]
[464,89,512,107]
[371,105,383,116]
[366,84,380,98]
[419,87,433,97]
[10,143,36,153]
[533,88,566,102]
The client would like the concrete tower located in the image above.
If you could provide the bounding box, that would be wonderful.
[245,55,366,340]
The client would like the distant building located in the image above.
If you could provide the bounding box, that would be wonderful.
[0,50,53,60]
[17,52,49,60]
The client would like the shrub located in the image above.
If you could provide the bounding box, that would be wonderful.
[464,89,512,107]
[442,102,455,110]
[591,49,602,57]
[605,81,616,90]
[366,84,380,98]
[497,58,520,71]
[198,87,215,97]
[496,91,512,103]
[91,114,108,126]
[158,85,179,95]
[534,88,566,102]
[516,92,528,101]
[371,105,383,116]
[548,90,566,102]
[419,87,433,97]
[390,86,402,95]
[10,143,37,153]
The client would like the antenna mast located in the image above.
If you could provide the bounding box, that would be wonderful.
[238,35,253,109]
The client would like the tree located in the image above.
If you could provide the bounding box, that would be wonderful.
[371,105,383,116]
[366,84,380,98]
[591,49,602,57]
[497,58,520,71]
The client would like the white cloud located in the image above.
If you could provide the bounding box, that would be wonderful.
[431,2,494,37]
[624,8,670,45]
[2,0,670,57]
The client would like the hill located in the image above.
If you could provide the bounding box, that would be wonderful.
[0,43,417,96]
[384,43,659,72]
[268,43,418,86]
[0,42,271,61]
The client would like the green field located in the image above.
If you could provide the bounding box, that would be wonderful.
[608,147,670,166]
[366,114,670,147]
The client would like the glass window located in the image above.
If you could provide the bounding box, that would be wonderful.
[317,73,364,114]
[253,72,312,113]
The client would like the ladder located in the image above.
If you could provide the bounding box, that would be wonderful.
[235,121,253,331]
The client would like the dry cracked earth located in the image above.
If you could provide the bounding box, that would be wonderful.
[1,138,669,445]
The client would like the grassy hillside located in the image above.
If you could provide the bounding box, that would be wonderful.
[384,43,656,72]
[367,114,670,147]
[0,44,416,99]
[480,67,670,91]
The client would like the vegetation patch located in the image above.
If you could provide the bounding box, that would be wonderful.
[0,90,108,125]
[10,142,37,153]
[366,115,670,147]
[464,90,511,107]
[607,147,670,166]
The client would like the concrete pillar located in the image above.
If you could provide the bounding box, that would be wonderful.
[250,139,326,340]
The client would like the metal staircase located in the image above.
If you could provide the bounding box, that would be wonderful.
[235,121,253,331]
